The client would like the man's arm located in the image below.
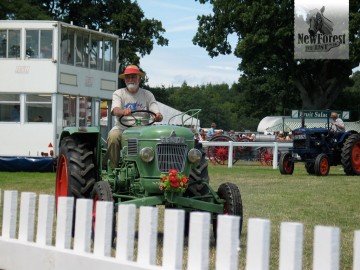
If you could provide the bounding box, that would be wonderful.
[111,107,132,117]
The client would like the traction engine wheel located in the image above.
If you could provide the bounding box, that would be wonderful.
[213,182,243,239]
[279,152,294,175]
[206,135,235,165]
[314,153,330,176]
[341,134,360,175]
[90,181,114,238]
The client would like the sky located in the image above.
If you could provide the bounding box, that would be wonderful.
[135,0,240,87]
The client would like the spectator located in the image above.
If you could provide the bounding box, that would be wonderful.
[285,131,293,141]
[207,122,217,139]
[228,130,236,139]
[277,131,285,141]
[199,128,206,141]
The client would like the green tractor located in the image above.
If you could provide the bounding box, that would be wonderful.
[55,109,243,237]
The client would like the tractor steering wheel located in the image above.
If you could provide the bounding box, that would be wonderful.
[119,110,157,128]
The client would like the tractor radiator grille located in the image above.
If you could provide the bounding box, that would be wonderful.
[127,139,138,156]
[156,144,188,173]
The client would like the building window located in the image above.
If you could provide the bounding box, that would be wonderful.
[60,27,75,64]
[63,95,77,127]
[0,94,21,122]
[79,96,92,126]
[26,94,52,122]
[0,29,21,58]
[26,30,53,59]
[104,40,116,72]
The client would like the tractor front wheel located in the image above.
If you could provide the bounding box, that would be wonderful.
[314,153,330,176]
[213,182,243,239]
[90,181,114,239]
[279,153,294,175]
[341,134,360,175]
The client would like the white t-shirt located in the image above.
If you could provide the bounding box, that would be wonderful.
[331,118,345,132]
[111,87,160,130]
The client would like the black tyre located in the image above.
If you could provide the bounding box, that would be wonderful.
[55,136,96,235]
[213,182,243,239]
[279,153,294,175]
[314,153,330,176]
[341,134,360,175]
[305,162,315,174]
[55,135,96,202]
[90,181,114,239]
[186,148,210,197]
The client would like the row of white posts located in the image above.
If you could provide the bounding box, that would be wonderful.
[1,190,360,269]
[202,141,293,169]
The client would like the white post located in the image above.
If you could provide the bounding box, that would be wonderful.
[93,201,114,257]
[215,215,240,270]
[18,192,36,242]
[245,218,271,270]
[279,222,304,270]
[354,230,360,270]
[73,199,93,253]
[228,140,233,168]
[313,225,340,270]
[163,209,185,270]
[273,142,278,169]
[116,204,136,261]
[137,206,158,266]
[55,196,74,249]
[36,194,55,246]
[187,212,211,270]
[2,190,18,239]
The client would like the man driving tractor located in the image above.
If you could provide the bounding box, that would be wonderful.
[105,65,163,169]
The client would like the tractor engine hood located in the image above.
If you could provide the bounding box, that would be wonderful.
[122,125,195,142]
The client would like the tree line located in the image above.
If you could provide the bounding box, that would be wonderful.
[147,71,360,131]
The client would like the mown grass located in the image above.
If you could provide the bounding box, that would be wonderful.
[0,163,360,269]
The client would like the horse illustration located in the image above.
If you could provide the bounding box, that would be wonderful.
[306,6,334,36]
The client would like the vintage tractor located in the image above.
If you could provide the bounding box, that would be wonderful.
[55,109,243,237]
[279,125,360,176]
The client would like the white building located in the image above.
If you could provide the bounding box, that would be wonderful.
[0,20,119,159]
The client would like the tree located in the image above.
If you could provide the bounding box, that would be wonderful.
[0,0,168,70]
[167,82,239,130]
[193,0,360,110]
[333,71,360,120]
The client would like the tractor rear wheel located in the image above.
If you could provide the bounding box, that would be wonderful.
[279,153,294,175]
[90,181,114,239]
[314,153,330,176]
[213,182,243,239]
[341,134,360,175]
[55,136,96,202]
[305,162,315,174]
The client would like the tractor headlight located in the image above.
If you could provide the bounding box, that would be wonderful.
[140,147,155,163]
[188,148,202,163]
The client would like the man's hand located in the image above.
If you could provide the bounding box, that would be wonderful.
[123,108,132,116]
[154,112,163,122]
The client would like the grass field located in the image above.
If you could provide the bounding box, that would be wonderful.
[0,162,360,269]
